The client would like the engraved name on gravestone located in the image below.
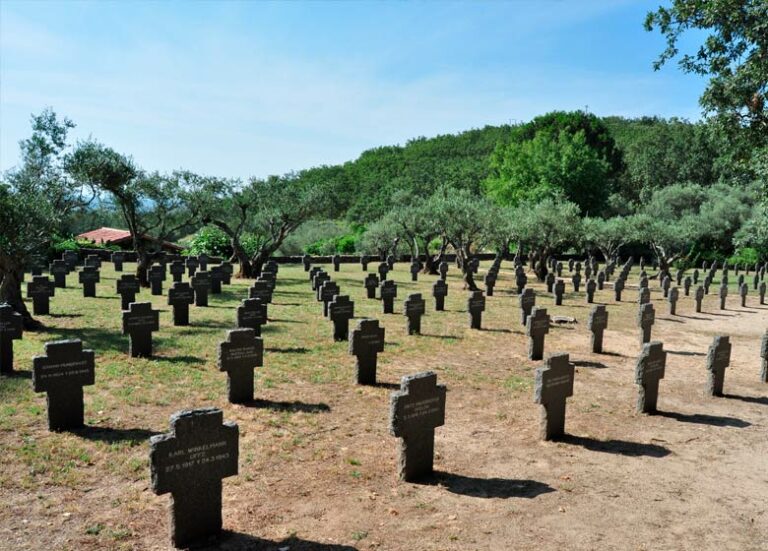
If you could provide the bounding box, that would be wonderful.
[588,304,608,353]
[149,408,238,548]
[706,335,731,397]
[237,298,267,336]
[467,290,485,329]
[168,282,195,326]
[27,276,55,315]
[111,252,125,272]
[169,260,185,283]
[149,264,166,296]
[0,304,23,374]
[635,341,666,413]
[122,302,160,358]
[191,271,211,307]
[519,288,535,326]
[78,266,100,297]
[32,340,95,430]
[349,318,385,385]
[249,279,272,305]
[116,274,141,310]
[380,280,398,314]
[218,328,263,403]
[404,293,426,335]
[432,279,448,311]
[328,295,354,341]
[364,273,379,299]
[637,302,655,345]
[526,307,550,360]
[534,353,574,440]
[389,372,446,481]
[319,280,340,317]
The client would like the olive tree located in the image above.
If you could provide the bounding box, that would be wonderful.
[581,216,631,261]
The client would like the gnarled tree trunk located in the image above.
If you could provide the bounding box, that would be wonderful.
[0,258,40,330]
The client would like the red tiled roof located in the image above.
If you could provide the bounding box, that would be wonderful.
[77,227,132,244]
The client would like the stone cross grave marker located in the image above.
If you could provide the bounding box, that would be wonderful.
[484,272,496,296]
[526,307,550,360]
[386,254,395,270]
[210,266,224,295]
[706,335,731,397]
[760,281,766,305]
[332,254,341,272]
[404,293,425,335]
[378,262,389,281]
[349,318,385,385]
[122,302,160,358]
[328,295,355,341]
[638,286,650,305]
[662,276,671,298]
[168,282,195,326]
[237,298,267,336]
[218,328,263,403]
[32,339,95,430]
[319,280,340,318]
[676,270,683,286]
[719,283,728,310]
[62,250,79,270]
[638,302,655,345]
[197,254,209,272]
[635,341,666,413]
[586,279,596,303]
[191,271,211,307]
[438,261,448,281]
[359,255,368,271]
[568,259,575,272]
[364,273,379,299]
[410,260,421,282]
[149,264,166,296]
[219,262,232,285]
[185,256,199,278]
[639,276,648,289]
[432,279,448,311]
[588,304,608,353]
[78,266,100,297]
[467,290,485,329]
[312,270,329,292]
[302,254,311,272]
[554,279,565,305]
[250,279,272,305]
[519,288,535,326]
[695,285,705,312]
[150,408,238,548]
[760,330,768,383]
[739,282,748,307]
[380,280,398,314]
[534,353,574,440]
[556,262,563,277]
[85,254,101,269]
[0,304,23,374]
[389,371,446,481]
[27,275,55,315]
[111,252,125,272]
[668,287,679,315]
[614,277,624,301]
[545,272,555,293]
[754,274,760,290]
[515,271,527,294]
[684,276,692,296]
[169,260,185,283]
[572,273,581,293]
[116,274,141,310]
[597,271,606,290]
[703,275,711,295]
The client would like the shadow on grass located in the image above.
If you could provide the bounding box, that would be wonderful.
[2,369,31,379]
[655,410,750,428]
[480,327,512,333]
[268,318,307,324]
[558,434,670,458]
[46,313,84,319]
[667,349,705,357]
[416,472,555,499]
[369,381,400,390]
[572,360,608,369]
[265,346,310,354]
[422,334,463,340]
[243,399,330,413]
[189,320,234,329]
[75,425,159,444]
[206,533,358,550]
[41,326,127,354]
[724,393,768,406]
[676,315,708,321]
[273,302,302,306]
[152,354,207,365]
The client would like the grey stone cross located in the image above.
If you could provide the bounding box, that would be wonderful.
[526,307,550,360]
[349,319,385,385]
[122,302,160,357]
[534,353,574,440]
[706,335,731,397]
[27,275,55,315]
[635,341,666,413]
[218,328,263,403]
[0,304,23,374]
[588,304,608,353]
[168,282,195,326]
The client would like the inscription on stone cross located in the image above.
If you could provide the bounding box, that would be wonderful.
[78,266,100,297]
[526,307,550,360]
[168,282,195,326]
[349,319,385,385]
[116,274,141,310]
[534,353,574,440]
[218,329,263,403]
[191,271,211,307]
[236,298,267,336]
[328,295,355,341]
[27,276,55,315]
[635,341,666,413]
[588,304,608,353]
[250,279,273,305]
[404,293,426,335]
[706,335,731,397]
[122,302,160,358]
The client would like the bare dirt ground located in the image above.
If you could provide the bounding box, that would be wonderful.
[1,262,766,550]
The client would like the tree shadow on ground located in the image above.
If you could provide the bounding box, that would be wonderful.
[655,410,750,428]
[265,346,309,354]
[75,425,159,444]
[421,334,463,340]
[369,381,400,390]
[676,315,707,321]
[660,317,684,323]
[724,394,768,406]
[416,472,555,499]
[243,399,330,413]
[46,313,83,319]
[268,318,306,324]
[42,326,127,354]
[558,434,670,458]
[1,369,32,379]
[191,320,234,329]
[572,360,608,369]
[667,350,705,357]
[479,327,512,333]
[197,531,358,550]
[152,354,206,365]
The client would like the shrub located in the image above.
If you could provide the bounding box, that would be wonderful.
[185,226,231,257]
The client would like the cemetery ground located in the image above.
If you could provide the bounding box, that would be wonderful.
[1,262,767,551]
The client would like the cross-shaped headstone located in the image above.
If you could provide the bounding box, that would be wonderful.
[635,341,666,413]
[545,272,555,293]
[0,304,23,374]
[85,254,101,269]
[116,274,141,310]
[302,254,312,272]
[328,295,355,341]
[556,262,563,277]
[719,283,728,310]
[27,275,55,315]
[404,293,426,335]
[387,254,395,269]
[149,408,238,548]
[111,252,125,272]
[319,280,340,317]
[739,282,748,307]
[378,262,389,281]
[197,254,209,272]
[32,339,95,430]
[668,287,679,315]
[637,302,655,345]
[554,279,565,305]
[249,279,272,305]
[588,304,608,353]
[519,288,535,326]
[209,266,224,295]
[675,270,683,286]
[438,261,448,281]
[695,285,705,312]
[168,282,195,326]
[364,273,379,299]
[332,254,341,272]
[683,276,692,296]
[432,279,448,311]
[218,329,263,403]
[312,271,329,292]
[122,302,160,357]
[534,353,574,440]
[220,262,233,285]
[597,271,606,290]
[571,273,581,293]
[62,250,79,271]
[760,281,767,305]
[484,272,496,296]
[235,296,267,334]
[568,259,575,272]
[662,276,671,298]
[389,371,446,481]
[191,271,211,307]
[380,280,398,314]
[467,290,485,329]
[693,269,699,284]
[78,266,100,297]
[706,335,731,397]
[703,275,711,295]
[515,272,527,294]
[526,307,550,360]
[170,260,185,283]
[185,257,199,278]
[148,264,166,296]
[586,279,596,303]
[349,318,385,385]
[760,330,768,384]
[410,260,421,282]
[639,276,649,290]
[359,255,368,271]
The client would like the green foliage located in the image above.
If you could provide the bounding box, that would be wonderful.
[728,247,759,267]
[507,198,582,255]
[304,233,358,255]
[50,236,120,253]
[185,226,231,257]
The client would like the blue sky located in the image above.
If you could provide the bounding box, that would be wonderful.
[1,1,707,180]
